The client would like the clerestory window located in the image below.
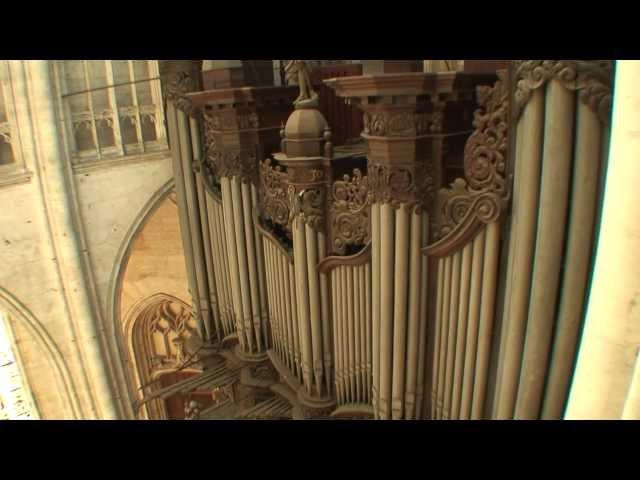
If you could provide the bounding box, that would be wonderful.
[0,61,18,168]
[54,60,167,162]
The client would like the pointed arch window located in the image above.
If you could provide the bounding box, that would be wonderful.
[0,311,39,420]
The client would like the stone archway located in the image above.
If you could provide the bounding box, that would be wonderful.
[0,287,81,419]
[123,293,205,419]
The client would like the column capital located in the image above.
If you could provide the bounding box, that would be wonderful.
[325,72,496,213]
[159,60,202,114]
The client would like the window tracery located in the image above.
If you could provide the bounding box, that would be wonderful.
[0,61,19,169]
[54,60,167,162]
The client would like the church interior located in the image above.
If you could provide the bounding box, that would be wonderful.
[0,59,638,420]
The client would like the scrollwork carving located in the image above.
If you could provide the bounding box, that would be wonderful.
[206,111,259,131]
[288,184,326,232]
[260,159,290,228]
[513,60,613,124]
[368,163,433,212]
[330,169,373,254]
[435,73,509,240]
[363,111,434,137]
[464,70,508,196]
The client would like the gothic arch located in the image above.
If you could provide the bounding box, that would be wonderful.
[105,178,176,418]
[0,286,82,419]
[123,293,201,419]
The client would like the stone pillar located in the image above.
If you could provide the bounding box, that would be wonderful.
[565,60,640,420]
[187,63,296,362]
[274,103,334,410]
[27,61,117,419]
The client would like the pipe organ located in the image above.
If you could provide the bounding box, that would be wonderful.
[158,60,614,420]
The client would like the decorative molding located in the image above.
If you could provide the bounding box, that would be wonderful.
[330,168,372,254]
[513,60,613,124]
[0,169,33,188]
[363,110,433,137]
[317,242,372,274]
[71,150,170,174]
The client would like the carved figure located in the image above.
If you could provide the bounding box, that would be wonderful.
[184,399,201,419]
[284,60,319,107]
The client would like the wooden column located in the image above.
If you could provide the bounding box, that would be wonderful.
[275,103,335,412]
[186,72,295,362]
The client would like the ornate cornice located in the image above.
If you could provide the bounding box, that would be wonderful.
[513,60,613,124]
[330,168,372,254]
[317,242,372,274]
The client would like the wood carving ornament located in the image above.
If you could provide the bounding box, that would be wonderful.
[284,60,319,107]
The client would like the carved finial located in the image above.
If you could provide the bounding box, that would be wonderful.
[284,60,319,109]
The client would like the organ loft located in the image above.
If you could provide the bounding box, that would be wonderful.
[0,59,638,420]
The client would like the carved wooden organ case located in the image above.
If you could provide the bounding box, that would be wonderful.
[162,60,614,420]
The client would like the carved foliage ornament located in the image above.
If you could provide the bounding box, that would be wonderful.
[163,71,197,114]
[437,72,509,239]
[330,169,373,254]
[513,60,613,124]
[363,111,434,137]
[203,113,259,185]
[368,162,434,212]
[260,159,290,228]
[288,184,326,232]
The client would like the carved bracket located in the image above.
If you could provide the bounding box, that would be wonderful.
[429,71,510,250]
